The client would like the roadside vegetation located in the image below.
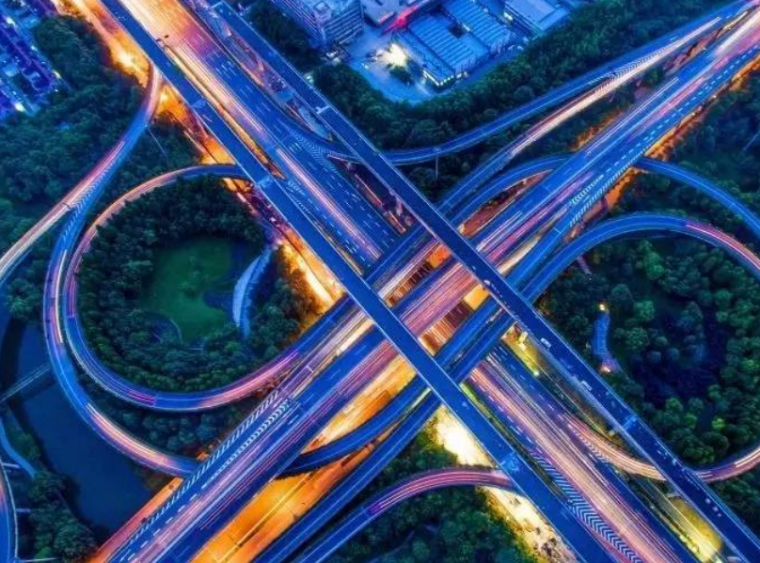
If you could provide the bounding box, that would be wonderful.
[248,246,324,361]
[1,14,194,322]
[0,17,139,206]
[313,0,726,147]
[246,0,320,71]
[5,114,196,322]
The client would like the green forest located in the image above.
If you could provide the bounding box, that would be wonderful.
[7,426,96,563]
[247,0,320,71]
[248,246,324,362]
[0,15,197,323]
[0,15,139,263]
[78,178,265,392]
[77,175,323,394]
[0,17,139,206]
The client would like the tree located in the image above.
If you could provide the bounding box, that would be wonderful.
[28,471,65,505]
[610,283,634,313]
[630,300,655,325]
[27,472,96,563]
[53,521,97,563]
[618,327,649,355]
[78,179,266,393]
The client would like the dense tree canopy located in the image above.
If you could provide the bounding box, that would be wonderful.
[0,16,189,322]
[0,17,139,206]
[74,177,325,453]
[248,247,324,361]
[247,0,320,71]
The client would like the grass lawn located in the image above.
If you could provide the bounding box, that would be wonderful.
[140,236,238,341]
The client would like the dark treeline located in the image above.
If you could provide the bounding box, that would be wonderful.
[6,118,197,323]
[0,15,163,322]
[247,0,320,71]
[554,240,760,466]
[94,383,245,456]
[8,425,96,563]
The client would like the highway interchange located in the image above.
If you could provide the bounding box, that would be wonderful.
[3,0,760,561]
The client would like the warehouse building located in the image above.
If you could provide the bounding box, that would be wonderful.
[270,0,364,47]
[503,0,568,34]
[443,0,511,55]
[394,0,513,87]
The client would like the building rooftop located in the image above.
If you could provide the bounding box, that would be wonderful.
[444,0,511,50]
[504,0,568,33]
[302,0,360,14]
[409,16,476,73]
[396,30,455,85]
[361,0,409,26]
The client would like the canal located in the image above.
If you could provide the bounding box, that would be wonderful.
[0,314,154,539]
